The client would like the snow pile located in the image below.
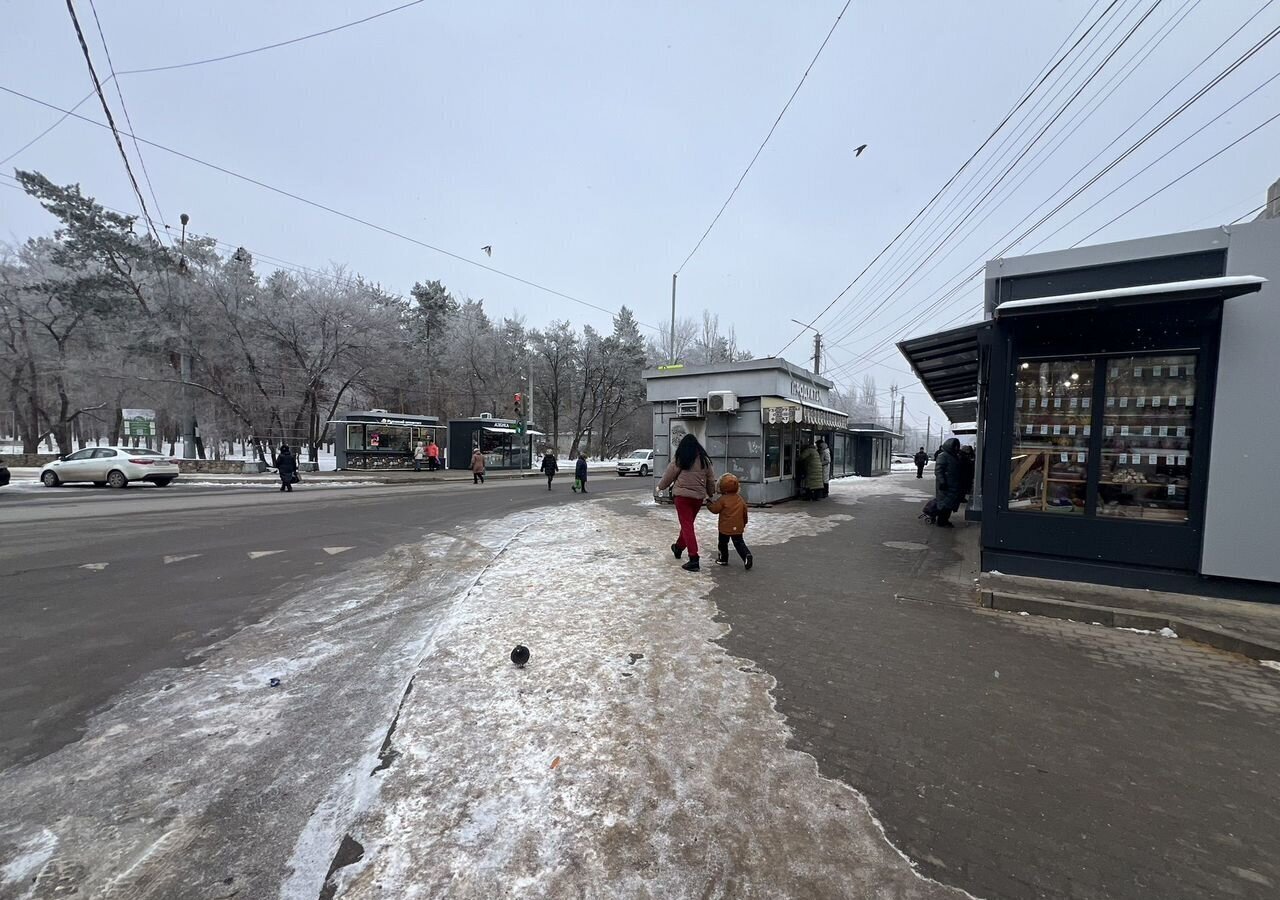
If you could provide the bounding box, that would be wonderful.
[328,503,964,899]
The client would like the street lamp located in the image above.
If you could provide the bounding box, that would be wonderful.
[177,212,201,459]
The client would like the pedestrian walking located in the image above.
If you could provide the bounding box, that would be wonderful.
[413,440,426,472]
[541,449,558,490]
[470,447,486,485]
[273,444,298,493]
[913,446,929,479]
[657,433,716,572]
[818,439,832,498]
[933,438,963,527]
[573,453,589,493]
[799,440,824,501]
[709,473,753,570]
[426,439,440,471]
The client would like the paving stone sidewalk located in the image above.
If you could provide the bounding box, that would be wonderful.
[707,475,1280,900]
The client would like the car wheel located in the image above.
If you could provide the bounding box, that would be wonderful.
[93,481,107,488]
[107,469,129,489]
[153,477,174,487]
[640,465,649,477]
[41,471,61,487]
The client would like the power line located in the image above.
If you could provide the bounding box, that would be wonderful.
[0,87,96,167]
[823,4,1280,371]
[822,0,1195,341]
[64,0,161,243]
[674,0,853,274]
[0,83,660,332]
[86,0,168,242]
[115,0,429,76]
[825,0,1167,351]
[775,0,1125,356]
[1070,106,1280,245]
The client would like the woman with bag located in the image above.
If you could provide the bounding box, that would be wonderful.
[657,433,716,572]
[470,447,486,485]
[273,444,298,493]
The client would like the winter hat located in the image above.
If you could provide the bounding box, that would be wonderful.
[719,473,740,494]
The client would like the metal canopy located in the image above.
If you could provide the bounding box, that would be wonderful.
[897,321,989,424]
[994,275,1265,317]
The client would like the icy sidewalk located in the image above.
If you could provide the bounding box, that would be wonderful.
[325,495,968,899]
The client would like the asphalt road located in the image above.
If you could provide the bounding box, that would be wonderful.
[0,472,646,767]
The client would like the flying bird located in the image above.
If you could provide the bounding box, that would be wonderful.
[481,245,492,257]
[854,144,868,157]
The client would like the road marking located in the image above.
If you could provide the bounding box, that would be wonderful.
[323,546,354,555]
[80,562,109,571]
[164,554,201,565]
[248,551,285,560]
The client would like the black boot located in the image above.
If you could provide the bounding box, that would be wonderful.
[682,556,700,572]
[716,553,728,566]
[671,542,682,559]
[744,554,753,571]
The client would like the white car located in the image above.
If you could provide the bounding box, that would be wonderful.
[40,447,180,489]
[617,448,655,477]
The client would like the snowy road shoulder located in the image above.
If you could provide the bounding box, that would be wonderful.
[327,496,968,899]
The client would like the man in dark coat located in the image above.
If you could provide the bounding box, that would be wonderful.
[540,450,558,490]
[933,438,963,527]
[273,444,298,493]
[913,447,928,479]
[573,453,589,493]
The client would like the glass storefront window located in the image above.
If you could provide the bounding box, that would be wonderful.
[765,425,782,479]
[1098,354,1195,522]
[1010,358,1092,514]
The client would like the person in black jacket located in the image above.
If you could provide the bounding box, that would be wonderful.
[573,453,589,493]
[273,444,298,493]
[933,438,962,526]
[540,450,558,490]
[913,447,928,479]
[958,445,976,504]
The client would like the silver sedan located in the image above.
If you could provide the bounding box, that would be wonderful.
[40,447,180,488]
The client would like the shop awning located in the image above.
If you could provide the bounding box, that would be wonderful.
[760,397,849,430]
[897,321,989,424]
[994,275,1265,317]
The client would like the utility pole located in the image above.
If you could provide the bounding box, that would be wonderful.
[898,396,905,448]
[177,212,204,459]
[812,331,822,375]
[925,415,931,452]
[669,273,678,365]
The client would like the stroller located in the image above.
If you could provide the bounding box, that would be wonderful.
[919,498,939,525]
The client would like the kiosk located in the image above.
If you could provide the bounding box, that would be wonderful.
[447,417,541,471]
[643,359,884,505]
[898,217,1279,598]
[333,410,443,470]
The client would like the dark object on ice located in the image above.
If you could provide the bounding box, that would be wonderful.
[510,644,530,667]
[919,497,939,524]
[268,677,282,688]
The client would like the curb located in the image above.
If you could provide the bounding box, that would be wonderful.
[980,590,1280,663]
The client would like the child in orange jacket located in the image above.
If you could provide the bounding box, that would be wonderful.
[708,473,753,570]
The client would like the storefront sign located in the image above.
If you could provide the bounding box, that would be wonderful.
[790,380,821,403]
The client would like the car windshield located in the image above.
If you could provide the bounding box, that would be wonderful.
[124,448,164,455]
[629,450,650,458]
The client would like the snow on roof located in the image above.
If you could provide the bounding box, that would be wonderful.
[995,275,1265,316]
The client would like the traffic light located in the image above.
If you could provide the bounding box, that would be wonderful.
[513,392,523,418]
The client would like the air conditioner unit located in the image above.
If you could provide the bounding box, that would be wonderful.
[707,390,739,413]
[479,412,494,419]
[676,397,702,418]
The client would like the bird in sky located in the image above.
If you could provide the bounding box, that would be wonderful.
[854,144,868,157]
[481,245,492,257]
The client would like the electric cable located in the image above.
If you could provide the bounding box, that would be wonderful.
[0,84,660,331]
[674,0,853,275]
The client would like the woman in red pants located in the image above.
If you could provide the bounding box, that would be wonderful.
[657,433,717,571]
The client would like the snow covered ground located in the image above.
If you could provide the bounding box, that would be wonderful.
[0,473,964,899]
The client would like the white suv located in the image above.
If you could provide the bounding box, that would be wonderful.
[617,449,655,477]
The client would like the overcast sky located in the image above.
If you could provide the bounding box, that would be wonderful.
[3,1,1278,432]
